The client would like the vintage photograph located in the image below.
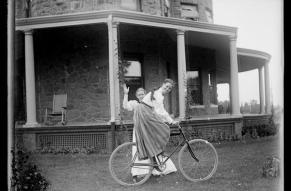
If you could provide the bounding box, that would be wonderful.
[7,0,283,190]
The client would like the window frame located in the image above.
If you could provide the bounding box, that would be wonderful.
[122,53,144,101]
[186,68,203,106]
[120,0,142,11]
[180,2,199,21]
[208,70,217,104]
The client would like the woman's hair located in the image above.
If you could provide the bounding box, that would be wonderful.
[135,88,146,95]
[150,78,175,101]
[163,78,175,87]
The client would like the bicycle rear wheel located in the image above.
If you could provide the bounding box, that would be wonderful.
[109,142,153,186]
[178,139,218,182]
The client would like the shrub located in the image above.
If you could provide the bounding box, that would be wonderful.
[261,156,280,178]
[38,145,105,154]
[11,149,50,191]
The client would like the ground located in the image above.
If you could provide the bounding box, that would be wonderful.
[30,135,281,191]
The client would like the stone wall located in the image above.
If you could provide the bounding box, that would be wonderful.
[141,0,162,16]
[34,25,110,123]
[15,0,214,23]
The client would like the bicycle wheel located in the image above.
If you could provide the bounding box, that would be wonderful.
[109,142,153,186]
[178,139,218,182]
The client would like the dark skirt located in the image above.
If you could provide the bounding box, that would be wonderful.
[133,102,170,159]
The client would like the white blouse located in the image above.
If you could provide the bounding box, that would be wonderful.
[142,88,173,124]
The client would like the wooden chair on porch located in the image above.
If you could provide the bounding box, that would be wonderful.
[44,94,67,125]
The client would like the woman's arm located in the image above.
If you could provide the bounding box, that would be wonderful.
[122,84,136,111]
[153,90,174,124]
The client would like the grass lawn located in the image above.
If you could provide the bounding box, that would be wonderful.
[30,135,282,191]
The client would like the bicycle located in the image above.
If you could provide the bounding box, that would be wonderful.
[109,122,218,186]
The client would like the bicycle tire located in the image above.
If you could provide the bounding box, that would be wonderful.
[109,142,153,186]
[178,139,218,182]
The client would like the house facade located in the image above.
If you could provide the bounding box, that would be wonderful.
[14,0,272,152]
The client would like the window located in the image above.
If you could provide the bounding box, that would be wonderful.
[123,56,143,101]
[187,70,202,105]
[181,3,199,21]
[208,71,217,104]
[70,0,82,10]
[120,0,140,11]
[205,8,213,23]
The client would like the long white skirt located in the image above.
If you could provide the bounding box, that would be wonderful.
[131,128,177,176]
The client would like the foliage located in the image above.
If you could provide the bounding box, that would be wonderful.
[11,149,50,191]
[261,156,280,178]
[38,144,106,154]
[184,78,192,119]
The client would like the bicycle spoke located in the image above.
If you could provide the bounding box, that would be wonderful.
[109,142,153,186]
[178,139,218,182]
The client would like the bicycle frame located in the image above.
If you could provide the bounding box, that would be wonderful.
[131,123,199,169]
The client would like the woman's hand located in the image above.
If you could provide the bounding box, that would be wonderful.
[123,84,129,94]
[171,120,179,126]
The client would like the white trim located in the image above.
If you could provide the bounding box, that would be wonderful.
[16,10,237,36]
[189,105,205,109]
[114,17,234,35]
[16,18,107,30]
[237,48,271,61]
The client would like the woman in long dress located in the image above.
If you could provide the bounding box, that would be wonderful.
[133,79,178,173]
[122,82,177,181]
[122,85,151,180]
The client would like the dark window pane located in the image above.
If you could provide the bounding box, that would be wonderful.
[125,77,142,101]
[187,71,202,105]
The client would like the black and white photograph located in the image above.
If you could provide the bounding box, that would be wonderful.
[7,0,283,190]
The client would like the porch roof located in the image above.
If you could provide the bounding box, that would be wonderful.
[15,10,237,36]
[237,48,271,72]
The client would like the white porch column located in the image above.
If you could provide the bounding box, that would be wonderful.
[258,67,265,114]
[107,15,120,122]
[112,21,121,122]
[264,61,271,113]
[24,30,38,126]
[177,30,187,119]
[229,35,240,115]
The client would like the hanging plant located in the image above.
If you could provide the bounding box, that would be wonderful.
[118,57,130,85]
[185,78,192,120]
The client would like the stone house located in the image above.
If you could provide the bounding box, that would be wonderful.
[14,0,272,152]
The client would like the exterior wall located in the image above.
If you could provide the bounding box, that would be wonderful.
[34,25,110,123]
[142,0,162,16]
[15,0,214,23]
[197,0,213,22]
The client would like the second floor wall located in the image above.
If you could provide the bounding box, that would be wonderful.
[16,0,214,23]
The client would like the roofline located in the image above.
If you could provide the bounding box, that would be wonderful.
[237,47,271,61]
[15,10,237,36]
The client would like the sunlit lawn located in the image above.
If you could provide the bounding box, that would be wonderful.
[30,135,281,191]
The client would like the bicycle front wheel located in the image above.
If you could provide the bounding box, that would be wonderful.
[109,142,153,186]
[178,139,218,182]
